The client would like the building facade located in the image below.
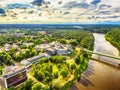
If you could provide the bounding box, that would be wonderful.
[2,67,27,88]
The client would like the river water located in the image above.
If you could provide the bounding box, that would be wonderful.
[70,33,120,90]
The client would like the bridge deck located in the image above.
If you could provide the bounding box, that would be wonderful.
[84,49,120,68]
[84,49,120,60]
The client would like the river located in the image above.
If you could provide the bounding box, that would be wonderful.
[70,33,120,90]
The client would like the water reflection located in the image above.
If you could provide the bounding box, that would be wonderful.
[71,33,120,90]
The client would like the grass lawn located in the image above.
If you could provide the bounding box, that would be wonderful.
[52,75,74,88]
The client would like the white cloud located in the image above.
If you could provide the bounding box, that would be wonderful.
[0,0,120,23]
[99,0,120,8]
[0,0,33,7]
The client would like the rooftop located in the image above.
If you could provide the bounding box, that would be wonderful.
[3,66,26,78]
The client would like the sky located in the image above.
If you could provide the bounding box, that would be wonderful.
[0,0,120,24]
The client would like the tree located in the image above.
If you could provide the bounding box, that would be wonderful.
[70,40,78,46]
[32,83,42,90]
[43,85,50,90]
[0,52,13,65]
[76,74,81,81]
[50,55,66,63]
[75,56,81,65]
[8,48,16,57]
[0,66,3,75]
[20,44,27,49]
[6,86,15,90]
[34,71,45,81]
[105,29,120,51]
[60,70,68,77]
[59,39,67,44]
[53,72,58,78]
[24,79,34,90]
[45,64,53,73]
[44,76,52,83]
[70,63,76,70]
[82,52,88,58]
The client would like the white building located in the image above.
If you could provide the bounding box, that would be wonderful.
[13,33,25,37]
[34,42,73,55]
[25,53,50,64]
[35,44,50,50]
[46,48,56,55]
[23,43,34,47]
[3,44,12,52]
[39,31,46,35]
[20,60,32,67]
[2,44,20,52]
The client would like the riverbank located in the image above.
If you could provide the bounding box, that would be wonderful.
[70,33,120,90]
[105,29,120,55]
[71,59,120,90]
[105,37,120,56]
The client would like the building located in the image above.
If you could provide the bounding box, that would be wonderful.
[2,67,27,88]
[35,44,50,51]
[20,60,32,68]
[2,44,20,52]
[56,48,68,55]
[55,45,71,55]
[35,42,73,55]
[13,33,25,37]
[25,53,50,64]
[23,43,34,47]
[46,48,56,55]
[12,44,19,49]
[12,44,20,51]
[39,31,46,35]
[20,60,32,71]
[3,44,12,52]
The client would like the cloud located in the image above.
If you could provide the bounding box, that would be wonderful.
[108,16,120,18]
[99,4,111,10]
[91,0,101,5]
[0,0,120,23]
[99,11,111,15]
[0,0,33,7]
[0,8,5,14]
[112,8,120,13]
[31,0,43,6]
[7,3,32,9]
[63,1,89,9]
[0,8,6,16]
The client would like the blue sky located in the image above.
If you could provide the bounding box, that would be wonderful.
[0,0,120,24]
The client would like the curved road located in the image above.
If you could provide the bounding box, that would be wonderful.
[71,33,120,90]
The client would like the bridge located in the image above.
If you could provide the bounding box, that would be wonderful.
[83,49,120,68]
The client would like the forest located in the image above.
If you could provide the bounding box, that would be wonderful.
[50,30,94,50]
[105,28,120,55]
